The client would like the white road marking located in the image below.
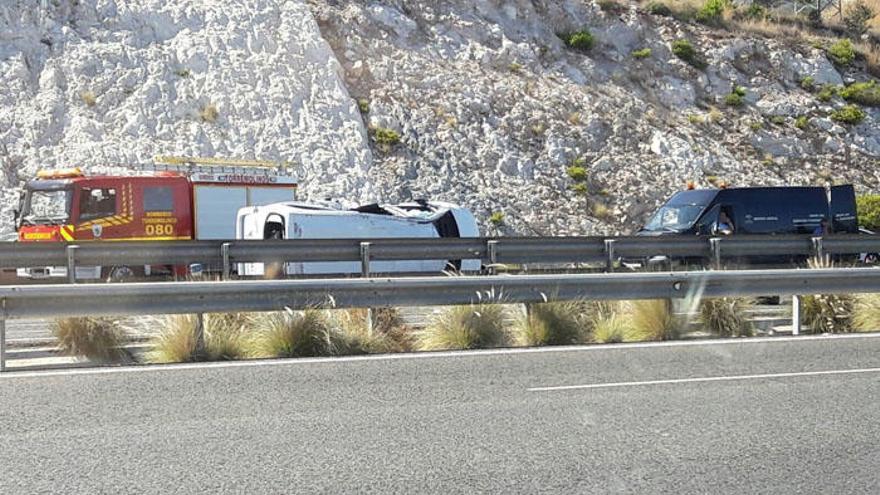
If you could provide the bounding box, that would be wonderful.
[528,367,880,392]
[2,332,880,379]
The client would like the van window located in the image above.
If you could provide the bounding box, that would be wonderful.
[78,188,117,220]
[144,187,174,212]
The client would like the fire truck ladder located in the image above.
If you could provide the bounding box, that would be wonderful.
[133,156,295,177]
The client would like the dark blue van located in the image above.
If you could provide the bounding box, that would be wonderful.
[638,185,858,236]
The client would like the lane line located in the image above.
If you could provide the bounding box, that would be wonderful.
[3,332,880,379]
[528,367,880,392]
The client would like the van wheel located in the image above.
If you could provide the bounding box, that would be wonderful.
[104,265,138,283]
[864,253,880,265]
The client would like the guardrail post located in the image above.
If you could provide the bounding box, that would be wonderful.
[66,244,79,284]
[604,239,616,273]
[360,242,373,336]
[0,298,6,372]
[791,295,801,336]
[487,240,499,275]
[812,236,824,261]
[709,238,722,270]
[221,242,231,280]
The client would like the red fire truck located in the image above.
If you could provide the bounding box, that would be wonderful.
[14,156,298,281]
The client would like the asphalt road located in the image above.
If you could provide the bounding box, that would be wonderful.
[2,334,880,494]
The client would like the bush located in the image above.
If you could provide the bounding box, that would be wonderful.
[857,195,880,231]
[598,0,623,13]
[724,86,746,107]
[672,39,706,69]
[838,81,880,107]
[749,120,763,131]
[146,313,248,363]
[571,183,589,195]
[629,299,679,341]
[564,30,595,52]
[199,103,219,123]
[567,165,588,181]
[590,314,635,343]
[80,90,97,107]
[803,294,854,333]
[800,76,816,92]
[828,39,855,66]
[843,0,875,36]
[794,115,810,130]
[647,1,672,16]
[744,3,766,19]
[699,298,754,337]
[817,84,837,102]
[247,310,340,358]
[831,104,866,124]
[51,317,128,362]
[513,301,586,346]
[370,126,401,147]
[696,0,727,26]
[592,202,613,221]
[330,308,413,354]
[631,47,652,59]
[417,304,509,350]
[489,211,504,226]
[853,294,880,332]
[357,98,370,113]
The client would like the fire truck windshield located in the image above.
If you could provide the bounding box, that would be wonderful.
[21,189,72,225]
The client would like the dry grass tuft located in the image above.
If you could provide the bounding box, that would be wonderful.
[51,317,129,362]
[513,301,587,346]
[803,294,854,333]
[853,293,880,332]
[699,297,754,337]
[246,310,341,358]
[329,307,414,354]
[417,304,509,350]
[79,90,97,107]
[199,103,219,123]
[628,299,680,341]
[145,312,248,363]
[591,313,636,343]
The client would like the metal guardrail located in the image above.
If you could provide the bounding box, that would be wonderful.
[2,267,880,371]
[2,234,879,276]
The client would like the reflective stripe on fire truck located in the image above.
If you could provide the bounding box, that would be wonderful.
[59,225,75,241]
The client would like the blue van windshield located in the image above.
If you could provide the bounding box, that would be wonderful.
[642,190,717,232]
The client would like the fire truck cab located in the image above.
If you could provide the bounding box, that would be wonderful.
[15,157,297,281]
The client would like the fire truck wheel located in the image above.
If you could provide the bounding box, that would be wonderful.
[104,265,140,283]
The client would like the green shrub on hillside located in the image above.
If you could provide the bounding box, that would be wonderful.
[672,39,706,69]
[647,1,672,16]
[857,195,880,231]
[744,3,766,19]
[724,86,747,107]
[567,165,588,181]
[489,211,504,226]
[632,47,652,59]
[800,76,815,91]
[831,104,866,124]
[843,0,875,36]
[696,0,727,26]
[838,81,880,107]
[827,39,855,66]
[370,126,401,147]
[564,30,595,52]
[817,84,837,102]
[794,115,810,130]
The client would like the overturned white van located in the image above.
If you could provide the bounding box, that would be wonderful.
[236,200,481,276]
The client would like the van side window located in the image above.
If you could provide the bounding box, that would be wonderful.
[78,188,117,220]
[144,187,174,212]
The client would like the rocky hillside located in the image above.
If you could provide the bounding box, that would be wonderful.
[2,0,879,239]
